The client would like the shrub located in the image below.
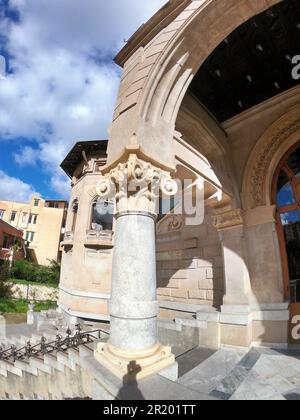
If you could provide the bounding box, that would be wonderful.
[0,261,12,299]
[11,259,60,285]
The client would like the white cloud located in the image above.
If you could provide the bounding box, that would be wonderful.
[0,0,166,198]
[14,145,38,166]
[0,170,40,202]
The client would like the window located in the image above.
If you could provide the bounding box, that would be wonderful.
[25,231,35,242]
[275,147,300,305]
[3,234,10,249]
[90,199,113,231]
[0,210,5,220]
[71,200,78,232]
[34,199,40,207]
[28,214,38,224]
[47,201,59,208]
[10,211,17,222]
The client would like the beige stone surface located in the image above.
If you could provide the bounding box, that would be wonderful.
[58,0,298,351]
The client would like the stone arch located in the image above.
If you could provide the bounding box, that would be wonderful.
[108,0,282,168]
[242,105,300,211]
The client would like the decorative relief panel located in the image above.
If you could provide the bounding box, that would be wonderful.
[157,214,183,234]
[212,209,244,230]
[244,108,300,210]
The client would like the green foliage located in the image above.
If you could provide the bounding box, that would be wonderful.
[0,298,56,314]
[11,259,60,286]
[11,279,58,289]
[0,261,12,299]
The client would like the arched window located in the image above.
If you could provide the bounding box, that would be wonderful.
[71,200,79,232]
[90,199,114,232]
[274,146,300,341]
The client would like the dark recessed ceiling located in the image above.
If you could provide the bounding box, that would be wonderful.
[190,0,300,123]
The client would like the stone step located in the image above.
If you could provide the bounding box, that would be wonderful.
[0,337,23,347]
[0,359,23,377]
[29,356,52,375]
[57,352,76,371]
[14,359,39,377]
[0,367,7,377]
[178,347,247,395]
[67,348,81,366]
[79,339,103,358]
[43,354,65,373]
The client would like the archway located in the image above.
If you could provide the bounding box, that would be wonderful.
[108,0,284,168]
[94,0,300,372]
[272,143,300,343]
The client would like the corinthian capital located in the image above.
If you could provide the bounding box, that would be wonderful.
[96,154,178,214]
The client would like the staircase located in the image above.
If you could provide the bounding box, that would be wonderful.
[1,312,300,400]
[0,311,110,400]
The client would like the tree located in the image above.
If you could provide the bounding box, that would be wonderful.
[0,261,12,299]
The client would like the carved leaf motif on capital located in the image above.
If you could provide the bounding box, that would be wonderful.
[96,155,178,214]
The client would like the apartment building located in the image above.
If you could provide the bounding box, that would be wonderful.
[0,196,68,266]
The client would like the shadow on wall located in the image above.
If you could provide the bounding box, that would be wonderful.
[156,206,225,313]
[115,361,145,401]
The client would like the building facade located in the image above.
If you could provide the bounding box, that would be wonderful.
[59,141,113,320]
[0,196,67,266]
[0,220,24,264]
[58,0,300,380]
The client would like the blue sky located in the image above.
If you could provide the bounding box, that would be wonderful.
[0,0,166,202]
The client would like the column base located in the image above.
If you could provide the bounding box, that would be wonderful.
[94,342,175,383]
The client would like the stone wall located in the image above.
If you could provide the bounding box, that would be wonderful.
[11,284,58,302]
[156,206,224,318]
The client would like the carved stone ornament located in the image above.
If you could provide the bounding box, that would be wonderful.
[248,112,300,209]
[157,214,183,234]
[96,154,178,215]
[212,209,244,230]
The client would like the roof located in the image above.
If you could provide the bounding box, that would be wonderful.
[60,140,108,178]
[114,0,190,67]
[0,219,24,238]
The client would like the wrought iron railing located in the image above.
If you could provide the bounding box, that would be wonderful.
[0,324,109,363]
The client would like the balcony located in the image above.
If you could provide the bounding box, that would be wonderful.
[61,231,74,247]
[85,230,113,248]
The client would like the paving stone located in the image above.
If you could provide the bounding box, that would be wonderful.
[266,375,295,395]
[176,347,216,378]
[230,370,279,401]
[254,354,300,380]
[211,348,262,398]
[178,348,245,394]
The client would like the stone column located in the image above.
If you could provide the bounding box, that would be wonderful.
[213,209,252,306]
[213,209,254,347]
[94,154,177,381]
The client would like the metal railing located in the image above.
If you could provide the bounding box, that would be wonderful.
[0,324,110,363]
